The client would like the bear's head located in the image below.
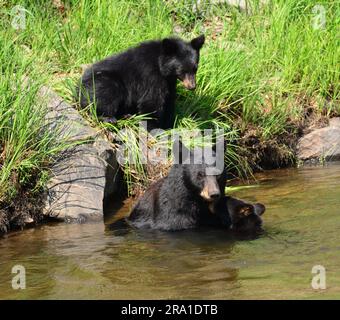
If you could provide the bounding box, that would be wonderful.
[225,196,265,234]
[159,35,205,90]
[172,138,226,205]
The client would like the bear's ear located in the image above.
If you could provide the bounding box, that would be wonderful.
[173,137,190,164]
[162,38,178,55]
[254,203,266,216]
[191,35,205,50]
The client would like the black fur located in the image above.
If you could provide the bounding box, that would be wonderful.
[127,139,227,231]
[127,140,265,232]
[225,196,265,233]
[78,35,205,129]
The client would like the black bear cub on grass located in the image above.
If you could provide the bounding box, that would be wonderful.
[127,139,266,233]
[78,35,205,129]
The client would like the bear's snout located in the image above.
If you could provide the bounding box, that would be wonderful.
[182,74,196,90]
[209,190,221,200]
[200,176,221,202]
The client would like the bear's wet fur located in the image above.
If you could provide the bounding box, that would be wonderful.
[127,139,265,233]
[224,196,265,234]
[78,35,205,129]
[127,139,227,230]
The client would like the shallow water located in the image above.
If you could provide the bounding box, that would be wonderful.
[1,163,340,299]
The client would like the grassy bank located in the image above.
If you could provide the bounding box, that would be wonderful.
[0,0,339,205]
[0,31,69,232]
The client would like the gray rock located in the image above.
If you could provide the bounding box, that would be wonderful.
[38,86,122,222]
[297,118,340,163]
[329,117,340,128]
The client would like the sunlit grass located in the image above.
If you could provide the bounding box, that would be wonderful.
[0,0,339,196]
[0,33,68,203]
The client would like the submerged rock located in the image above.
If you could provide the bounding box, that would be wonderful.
[297,117,340,163]
[39,86,122,223]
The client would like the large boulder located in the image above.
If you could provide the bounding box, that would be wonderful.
[38,86,122,222]
[297,117,340,163]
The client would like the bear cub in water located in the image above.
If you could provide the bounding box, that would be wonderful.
[78,35,205,130]
[127,139,265,232]
[224,196,265,233]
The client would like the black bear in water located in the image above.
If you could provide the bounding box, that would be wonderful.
[78,35,205,129]
[128,139,226,230]
[127,139,265,232]
[224,196,265,233]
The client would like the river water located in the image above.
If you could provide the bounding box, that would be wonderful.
[1,163,340,299]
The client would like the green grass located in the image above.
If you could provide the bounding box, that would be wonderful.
[0,34,68,214]
[0,0,339,197]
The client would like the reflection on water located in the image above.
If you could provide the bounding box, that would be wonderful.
[1,163,340,299]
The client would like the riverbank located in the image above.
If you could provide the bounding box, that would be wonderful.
[0,1,339,233]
